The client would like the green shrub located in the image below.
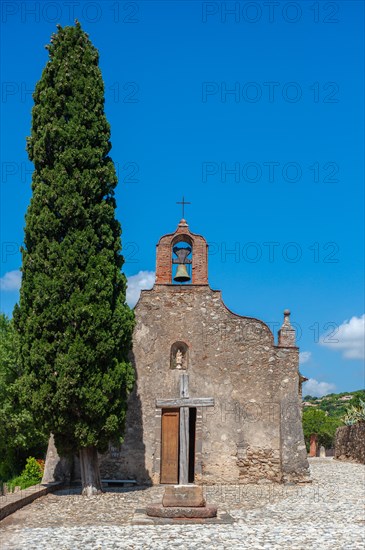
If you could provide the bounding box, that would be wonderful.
[6,457,43,492]
[342,399,365,425]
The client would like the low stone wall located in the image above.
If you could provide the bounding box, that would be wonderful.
[0,482,63,521]
[335,423,365,464]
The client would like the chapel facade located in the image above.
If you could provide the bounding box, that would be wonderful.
[100,219,310,485]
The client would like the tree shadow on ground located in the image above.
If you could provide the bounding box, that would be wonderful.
[54,484,155,496]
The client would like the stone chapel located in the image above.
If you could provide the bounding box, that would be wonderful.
[100,219,310,485]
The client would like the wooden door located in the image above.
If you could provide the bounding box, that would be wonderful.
[160,408,179,484]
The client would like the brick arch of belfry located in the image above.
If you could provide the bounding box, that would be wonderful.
[155,219,208,285]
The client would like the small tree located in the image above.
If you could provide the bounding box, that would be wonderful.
[14,23,135,495]
[302,408,342,450]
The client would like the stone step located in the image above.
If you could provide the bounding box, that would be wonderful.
[146,503,217,519]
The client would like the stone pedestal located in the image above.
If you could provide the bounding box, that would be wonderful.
[162,485,206,507]
[146,485,217,519]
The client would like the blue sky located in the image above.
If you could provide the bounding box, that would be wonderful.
[0,1,364,395]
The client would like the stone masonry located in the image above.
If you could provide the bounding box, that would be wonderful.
[99,220,310,485]
[335,423,365,464]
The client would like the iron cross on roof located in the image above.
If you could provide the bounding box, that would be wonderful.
[176,196,191,219]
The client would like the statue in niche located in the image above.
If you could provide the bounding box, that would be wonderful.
[175,348,184,369]
[170,341,188,370]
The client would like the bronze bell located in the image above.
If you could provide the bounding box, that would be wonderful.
[174,264,191,282]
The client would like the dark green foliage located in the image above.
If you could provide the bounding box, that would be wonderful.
[0,314,47,481]
[14,23,135,457]
[302,408,342,450]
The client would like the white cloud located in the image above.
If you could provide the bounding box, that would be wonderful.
[0,270,22,291]
[320,314,365,360]
[299,351,312,365]
[126,271,155,308]
[303,378,336,398]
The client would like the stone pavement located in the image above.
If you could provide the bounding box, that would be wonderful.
[1,458,364,549]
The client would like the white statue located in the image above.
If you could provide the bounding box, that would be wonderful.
[175,349,183,369]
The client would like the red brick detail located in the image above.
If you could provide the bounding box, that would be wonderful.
[309,434,318,457]
[155,220,209,285]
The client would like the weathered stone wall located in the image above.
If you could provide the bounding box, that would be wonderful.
[237,446,281,483]
[274,347,309,483]
[99,285,310,484]
[335,423,365,464]
[42,434,72,484]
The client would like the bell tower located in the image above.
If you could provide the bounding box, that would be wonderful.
[155,219,209,285]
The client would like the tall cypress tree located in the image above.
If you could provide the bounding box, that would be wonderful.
[14,22,135,495]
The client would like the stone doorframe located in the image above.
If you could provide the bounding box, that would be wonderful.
[152,407,204,484]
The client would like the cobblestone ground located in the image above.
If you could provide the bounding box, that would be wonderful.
[1,459,364,549]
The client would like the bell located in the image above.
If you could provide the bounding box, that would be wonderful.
[174,264,191,282]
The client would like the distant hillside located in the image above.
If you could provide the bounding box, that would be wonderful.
[302,389,365,418]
